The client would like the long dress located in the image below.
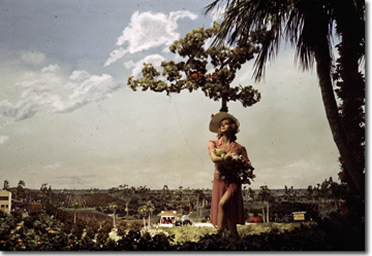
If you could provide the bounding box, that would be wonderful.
[208,137,249,226]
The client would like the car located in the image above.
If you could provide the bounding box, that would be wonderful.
[277,215,293,223]
[182,219,192,226]
[249,217,263,223]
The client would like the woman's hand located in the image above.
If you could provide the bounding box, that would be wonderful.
[210,150,225,163]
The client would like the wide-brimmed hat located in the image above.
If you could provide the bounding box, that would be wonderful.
[209,112,240,133]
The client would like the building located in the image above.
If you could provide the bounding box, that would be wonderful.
[157,210,178,227]
[26,202,43,213]
[0,190,12,213]
[292,211,307,221]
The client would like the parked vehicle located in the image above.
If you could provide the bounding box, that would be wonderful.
[182,219,192,226]
[249,217,263,223]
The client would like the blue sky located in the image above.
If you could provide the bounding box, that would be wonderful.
[0,0,340,190]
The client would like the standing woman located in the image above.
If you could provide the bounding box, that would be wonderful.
[208,112,251,240]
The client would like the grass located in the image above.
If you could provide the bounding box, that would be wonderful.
[158,222,316,245]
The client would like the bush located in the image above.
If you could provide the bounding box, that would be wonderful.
[0,209,365,251]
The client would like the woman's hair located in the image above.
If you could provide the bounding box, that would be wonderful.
[217,118,239,141]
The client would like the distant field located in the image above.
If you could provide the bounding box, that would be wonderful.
[60,207,111,222]
[159,222,315,244]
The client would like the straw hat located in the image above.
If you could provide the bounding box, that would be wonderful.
[209,112,240,133]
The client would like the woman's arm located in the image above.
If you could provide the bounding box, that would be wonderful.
[208,140,226,163]
[209,150,226,163]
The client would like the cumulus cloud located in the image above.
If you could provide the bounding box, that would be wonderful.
[41,64,60,73]
[0,78,54,121]
[126,54,165,77]
[54,73,120,113]
[104,48,128,67]
[0,65,122,121]
[19,51,46,65]
[104,10,197,66]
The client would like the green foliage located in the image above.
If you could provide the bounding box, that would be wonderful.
[127,22,261,110]
[0,209,364,251]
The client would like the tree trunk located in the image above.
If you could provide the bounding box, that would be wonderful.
[220,97,228,112]
[113,209,116,228]
[266,202,270,223]
[314,35,364,198]
[125,202,129,219]
[148,214,151,229]
[262,207,265,223]
[197,196,200,217]
[336,3,365,199]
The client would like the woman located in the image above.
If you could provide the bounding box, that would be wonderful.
[208,112,250,240]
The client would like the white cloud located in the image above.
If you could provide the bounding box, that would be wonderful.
[0,78,53,121]
[127,54,165,77]
[0,65,122,121]
[19,51,46,65]
[54,73,120,113]
[69,70,91,81]
[104,48,128,67]
[42,64,60,73]
[105,10,197,66]
[0,135,9,144]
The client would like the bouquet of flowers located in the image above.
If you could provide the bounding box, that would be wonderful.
[214,148,255,184]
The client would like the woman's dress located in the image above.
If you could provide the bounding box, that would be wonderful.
[208,137,249,226]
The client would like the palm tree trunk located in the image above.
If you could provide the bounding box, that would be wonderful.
[125,202,129,218]
[314,36,364,198]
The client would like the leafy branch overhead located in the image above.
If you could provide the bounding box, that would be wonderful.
[127,22,263,109]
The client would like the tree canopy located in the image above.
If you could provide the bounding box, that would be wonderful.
[127,22,263,112]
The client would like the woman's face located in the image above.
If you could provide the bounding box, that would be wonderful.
[220,119,233,133]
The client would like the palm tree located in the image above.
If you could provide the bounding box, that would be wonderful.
[248,187,256,201]
[146,201,155,228]
[71,201,80,224]
[3,180,9,190]
[137,205,147,229]
[65,194,86,224]
[16,180,26,200]
[109,202,118,228]
[258,185,272,223]
[205,0,365,199]
[193,189,207,217]
[117,185,136,219]
[137,201,156,230]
